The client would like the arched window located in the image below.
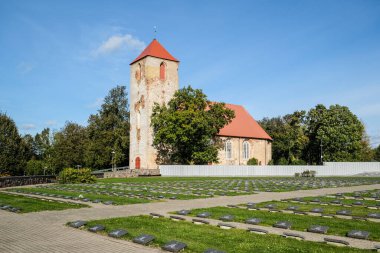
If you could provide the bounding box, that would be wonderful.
[160,62,166,80]
[225,140,232,159]
[243,141,250,160]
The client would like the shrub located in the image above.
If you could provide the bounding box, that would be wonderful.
[26,159,46,175]
[277,157,288,165]
[58,168,96,184]
[294,173,300,178]
[300,170,317,178]
[290,159,307,165]
[247,157,258,165]
[0,172,11,177]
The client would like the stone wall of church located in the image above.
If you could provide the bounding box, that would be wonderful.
[130,56,179,170]
[216,137,272,165]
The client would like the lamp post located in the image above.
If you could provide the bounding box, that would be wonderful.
[320,139,324,165]
[111,150,116,172]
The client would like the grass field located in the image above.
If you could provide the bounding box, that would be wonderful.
[0,192,88,213]
[252,200,377,217]
[7,188,152,205]
[186,206,380,241]
[80,215,372,253]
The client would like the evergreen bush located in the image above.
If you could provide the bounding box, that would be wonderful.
[58,168,96,184]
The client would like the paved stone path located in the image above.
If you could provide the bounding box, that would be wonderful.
[1,183,379,252]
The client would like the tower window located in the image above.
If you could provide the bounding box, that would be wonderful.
[225,140,232,159]
[160,62,166,80]
[243,141,250,160]
[135,63,141,81]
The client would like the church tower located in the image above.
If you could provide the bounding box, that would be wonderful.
[129,39,179,170]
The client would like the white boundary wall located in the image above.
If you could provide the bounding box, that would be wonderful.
[160,162,380,177]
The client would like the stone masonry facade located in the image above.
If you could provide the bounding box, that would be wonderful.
[129,56,179,170]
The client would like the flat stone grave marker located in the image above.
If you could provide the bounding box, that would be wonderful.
[324,237,349,246]
[88,224,105,233]
[92,199,101,203]
[368,213,380,219]
[273,221,291,229]
[307,225,329,234]
[170,215,185,221]
[204,249,225,253]
[1,205,11,210]
[82,198,90,202]
[336,210,351,216]
[133,234,155,245]
[150,213,164,218]
[10,207,21,212]
[283,232,305,240]
[177,210,191,215]
[103,201,114,205]
[217,223,236,229]
[219,215,234,221]
[352,201,363,206]
[69,220,87,228]
[245,218,262,225]
[310,208,324,213]
[108,229,128,238]
[197,212,211,218]
[192,218,210,225]
[264,204,277,209]
[227,204,238,208]
[247,227,268,234]
[347,230,370,240]
[330,200,342,205]
[162,240,187,252]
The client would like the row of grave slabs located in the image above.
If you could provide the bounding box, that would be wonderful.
[9,177,380,203]
[67,189,380,253]
[167,189,380,250]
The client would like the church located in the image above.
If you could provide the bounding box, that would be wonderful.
[129,39,272,170]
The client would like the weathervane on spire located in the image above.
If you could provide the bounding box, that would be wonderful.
[153,26,157,39]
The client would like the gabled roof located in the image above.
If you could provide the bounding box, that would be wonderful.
[130,39,179,65]
[217,104,272,140]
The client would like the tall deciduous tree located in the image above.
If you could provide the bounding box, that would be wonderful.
[0,113,28,175]
[51,122,87,172]
[305,104,366,164]
[85,85,130,169]
[259,111,308,165]
[151,86,235,165]
[374,145,380,162]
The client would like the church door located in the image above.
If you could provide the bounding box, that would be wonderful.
[135,157,141,169]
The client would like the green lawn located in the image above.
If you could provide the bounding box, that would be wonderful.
[0,192,89,213]
[80,215,372,253]
[7,188,151,205]
[187,206,380,241]
[253,201,375,217]
[300,196,379,206]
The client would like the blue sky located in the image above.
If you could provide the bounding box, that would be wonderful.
[1,0,379,147]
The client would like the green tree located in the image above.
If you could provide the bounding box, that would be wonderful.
[51,122,87,172]
[151,86,235,165]
[305,104,365,164]
[374,145,380,162]
[0,113,28,175]
[259,111,308,165]
[85,85,130,169]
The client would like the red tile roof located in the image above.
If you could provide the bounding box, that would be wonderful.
[130,39,179,65]
[217,104,272,140]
